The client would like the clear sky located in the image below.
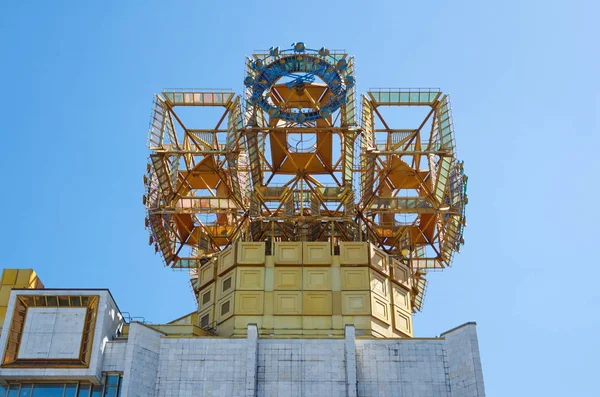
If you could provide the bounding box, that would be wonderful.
[0,0,598,395]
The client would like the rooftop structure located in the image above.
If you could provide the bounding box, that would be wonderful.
[144,43,468,338]
[0,43,483,397]
[0,270,485,397]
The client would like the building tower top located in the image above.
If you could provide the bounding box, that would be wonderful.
[143,43,468,337]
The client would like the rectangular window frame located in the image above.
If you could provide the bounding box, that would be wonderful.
[2,295,99,368]
[0,374,123,397]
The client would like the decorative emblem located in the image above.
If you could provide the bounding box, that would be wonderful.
[245,42,354,122]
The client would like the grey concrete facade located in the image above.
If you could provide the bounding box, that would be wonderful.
[0,290,485,396]
[107,322,485,397]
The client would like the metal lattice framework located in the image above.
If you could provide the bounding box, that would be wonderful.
[144,90,247,270]
[143,43,467,312]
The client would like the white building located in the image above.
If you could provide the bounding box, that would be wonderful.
[0,281,485,397]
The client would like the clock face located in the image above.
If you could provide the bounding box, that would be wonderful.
[244,44,354,122]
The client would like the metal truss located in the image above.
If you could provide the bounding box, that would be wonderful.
[144,50,467,312]
[358,89,467,310]
[143,90,247,269]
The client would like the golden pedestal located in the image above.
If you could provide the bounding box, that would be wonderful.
[197,242,413,338]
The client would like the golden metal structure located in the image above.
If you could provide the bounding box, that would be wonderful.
[143,45,467,333]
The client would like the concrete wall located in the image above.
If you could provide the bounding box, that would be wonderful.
[102,340,126,372]
[114,323,485,397]
[257,339,346,396]
[356,339,449,396]
[93,291,125,380]
[121,323,162,397]
[442,323,486,397]
[18,307,87,359]
[0,288,485,396]
[155,329,250,397]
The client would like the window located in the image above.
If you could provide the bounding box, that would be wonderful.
[102,375,121,397]
[0,375,122,397]
[223,277,232,292]
[200,314,209,328]
[221,301,230,316]
[202,291,211,305]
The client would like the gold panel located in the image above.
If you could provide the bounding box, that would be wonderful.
[274,268,302,290]
[371,295,391,325]
[0,286,12,306]
[15,270,38,288]
[370,270,390,301]
[393,307,413,337]
[332,314,343,329]
[198,283,215,312]
[371,318,393,338]
[369,244,389,275]
[392,259,411,290]
[199,306,215,328]
[199,262,216,288]
[331,256,341,268]
[1,270,17,285]
[217,294,234,323]
[32,278,44,289]
[217,269,236,300]
[14,270,30,288]
[339,242,369,265]
[392,284,411,312]
[234,315,264,330]
[341,291,370,315]
[303,329,344,337]
[303,292,332,315]
[303,316,332,329]
[274,291,302,315]
[235,291,264,315]
[342,315,371,329]
[217,245,235,275]
[217,316,234,336]
[237,242,266,265]
[303,268,331,290]
[332,291,342,315]
[303,242,331,265]
[274,242,302,265]
[236,268,265,290]
[263,314,274,329]
[341,268,370,290]
[273,316,302,329]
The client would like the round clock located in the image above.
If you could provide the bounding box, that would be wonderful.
[244,43,355,122]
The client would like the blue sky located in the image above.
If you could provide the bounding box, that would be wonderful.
[0,1,598,395]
